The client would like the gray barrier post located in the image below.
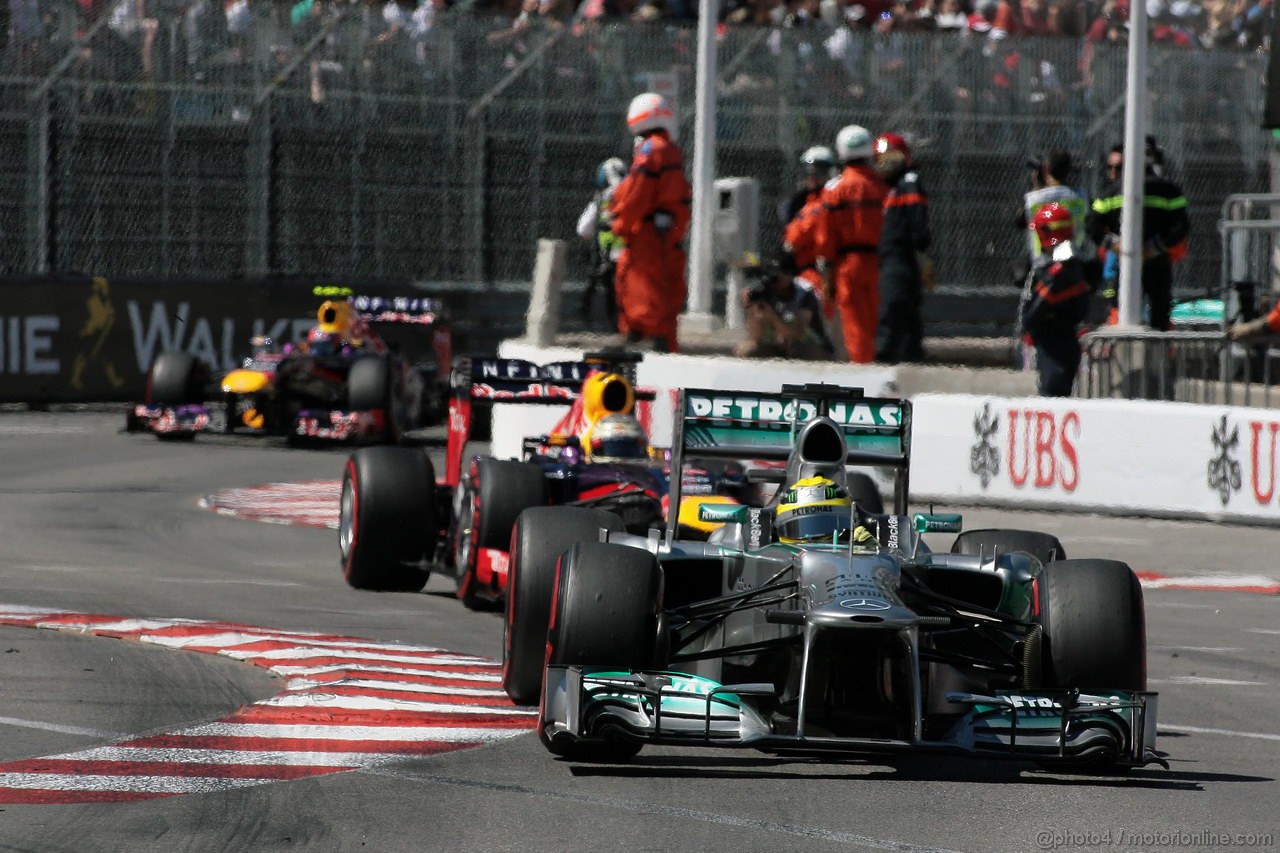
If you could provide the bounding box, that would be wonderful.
[527,239,567,346]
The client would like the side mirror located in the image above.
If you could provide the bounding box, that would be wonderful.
[913,513,962,534]
[697,503,750,524]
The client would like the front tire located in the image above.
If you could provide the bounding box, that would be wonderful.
[1036,558,1146,691]
[340,447,436,592]
[503,507,623,705]
[348,356,399,442]
[540,541,662,762]
[454,458,547,610]
[148,351,204,405]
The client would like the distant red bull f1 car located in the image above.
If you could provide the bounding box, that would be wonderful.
[337,352,758,609]
[126,295,451,444]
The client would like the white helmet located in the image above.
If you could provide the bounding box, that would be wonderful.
[627,92,676,137]
[597,157,627,189]
[835,125,874,162]
[800,145,836,170]
[587,414,650,462]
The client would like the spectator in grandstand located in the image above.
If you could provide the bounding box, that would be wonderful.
[408,0,448,70]
[735,254,834,360]
[1085,137,1190,331]
[873,132,933,364]
[180,0,213,77]
[107,0,159,75]
[223,0,253,64]
[7,0,48,73]
[1019,0,1053,34]
[486,0,559,67]
[823,4,869,96]
[933,0,968,30]
[367,0,417,82]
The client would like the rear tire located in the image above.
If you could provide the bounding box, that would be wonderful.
[1036,558,1145,691]
[846,472,884,514]
[148,351,204,405]
[347,356,392,411]
[951,528,1066,564]
[340,447,436,592]
[540,542,661,762]
[503,507,623,705]
[348,356,399,442]
[455,458,546,610]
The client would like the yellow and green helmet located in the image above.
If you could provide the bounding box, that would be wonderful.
[776,476,853,544]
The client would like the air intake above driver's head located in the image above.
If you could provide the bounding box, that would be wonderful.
[788,417,848,488]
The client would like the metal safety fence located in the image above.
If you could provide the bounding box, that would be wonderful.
[1,6,1272,318]
[1079,327,1280,406]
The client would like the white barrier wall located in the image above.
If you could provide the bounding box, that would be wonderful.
[911,393,1280,524]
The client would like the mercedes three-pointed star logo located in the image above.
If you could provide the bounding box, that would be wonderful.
[839,598,891,611]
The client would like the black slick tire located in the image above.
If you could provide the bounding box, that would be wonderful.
[1036,558,1146,691]
[340,447,436,592]
[148,351,203,405]
[503,507,623,705]
[348,356,398,442]
[540,541,661,762]
[846,472,884,514]
[455,458,546,610]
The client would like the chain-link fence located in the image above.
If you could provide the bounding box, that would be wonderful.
[2,6,1272,312]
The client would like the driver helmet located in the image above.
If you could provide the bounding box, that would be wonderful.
[307,325,343,356]
[587,414,650,462]
[776,475,853,544]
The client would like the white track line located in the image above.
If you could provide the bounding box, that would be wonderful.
[1160,723,1280,742]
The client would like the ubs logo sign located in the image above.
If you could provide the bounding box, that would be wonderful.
[1208,413,1280,509]
[970,403,1080,492]
[970,402,1000,488]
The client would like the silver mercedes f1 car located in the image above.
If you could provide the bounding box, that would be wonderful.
[513,383,1164,771]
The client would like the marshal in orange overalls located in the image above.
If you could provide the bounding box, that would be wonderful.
[814,163,888,363]
[609,129,692,352]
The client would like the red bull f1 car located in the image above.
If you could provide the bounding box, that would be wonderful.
[510,383,1164,771]
[126,295,451,444]
[337,353,757,612]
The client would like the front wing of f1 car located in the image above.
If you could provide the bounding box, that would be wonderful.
[542,670,1161,768]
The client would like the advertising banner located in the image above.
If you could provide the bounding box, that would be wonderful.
[0,277,425,403]
[911,393,1280,524]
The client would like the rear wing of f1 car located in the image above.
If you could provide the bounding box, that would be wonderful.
[667,383,913,535]
[349,294,447,326]
[443,352,655,487]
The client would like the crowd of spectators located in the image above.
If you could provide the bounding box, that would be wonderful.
[1,0,1272,84]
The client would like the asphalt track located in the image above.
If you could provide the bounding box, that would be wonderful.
[0,408,1276,853]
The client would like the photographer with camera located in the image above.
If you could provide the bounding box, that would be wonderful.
[733,254,834,360]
